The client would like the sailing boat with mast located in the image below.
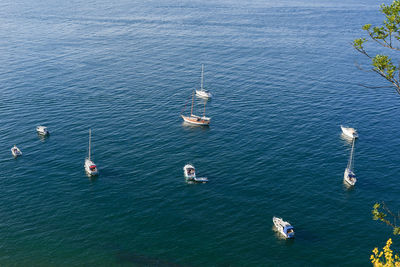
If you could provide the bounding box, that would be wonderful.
[195,64,212,99]
[84,129,98,176]
[344,138,356,186]
[181,90,211,126]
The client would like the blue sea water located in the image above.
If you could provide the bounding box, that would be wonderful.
[0,0,399,265]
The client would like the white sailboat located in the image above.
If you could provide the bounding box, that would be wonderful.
[195,64,212,99]
[84,129,98,176]
[344,138,356,186]
[341,125,358,139]
[181,90,211,126]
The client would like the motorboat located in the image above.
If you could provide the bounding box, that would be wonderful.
[195,64,212,99]
[85,129,98,176]
[273,216,295,239]
[183,164,196,179]
[181,90,211,126]
[344,138,357,186]
[11,145,22,157]
[341,125,358,139]
[36,126,49,136]
[183,164,208,183]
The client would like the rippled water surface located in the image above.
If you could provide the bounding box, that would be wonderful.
[0,0,399,265]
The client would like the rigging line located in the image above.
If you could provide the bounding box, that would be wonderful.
[180,94,192,115]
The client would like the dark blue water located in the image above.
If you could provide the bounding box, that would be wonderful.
[0,0,399,265]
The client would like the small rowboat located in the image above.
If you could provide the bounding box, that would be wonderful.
[11,145,22,157]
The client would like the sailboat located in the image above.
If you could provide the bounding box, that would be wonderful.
[341,125,358,139]
[344,138,356,186]
[84,129,98,176]
[181,90,211,126]
[195,64,212,99]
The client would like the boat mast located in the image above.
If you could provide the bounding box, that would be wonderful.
[203,100,206,117]
[201,64,204,91]
[88,129,91,161]
[347,138,355,170]
[190,90,195,116]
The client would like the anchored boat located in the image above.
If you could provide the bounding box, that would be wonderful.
[84,129,98,176]
[195,64,212,99]
[344,138,357,186]
[181,90,211,126]
[341,125,358,139]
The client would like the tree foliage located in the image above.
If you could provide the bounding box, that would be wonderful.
[353,0,400,94]
[372,202,400,235]
[371,203,400,266]
[370,238,400,266]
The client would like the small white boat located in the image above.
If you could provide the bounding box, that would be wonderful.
[85,129,98,176]
[195,64,212,99]
[181,90,211,126]
[344,138,357,186]
[183,164,208,183]
[11,145,22,157]
[273,216,295,239]
[344,168,356,186]
[36,126,49,136]
[341,125,358,139]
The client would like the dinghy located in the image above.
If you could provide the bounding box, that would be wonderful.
[84,129,98,176]
[11,145,22,157]
[341,125,358,139]
[183,164,208,183]
[273,216,295,239]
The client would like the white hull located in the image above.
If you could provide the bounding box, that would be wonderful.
[36,126,49,136]
[11,146,22,157]
[273,217,294,239]
[85,158,98,176]
[344,168,356,186]
[183,164,196,179]
[196,89,212,99]
[341,125,358,139]
[181,115,210,126]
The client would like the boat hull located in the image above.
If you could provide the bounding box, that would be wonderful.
[85,159,98,176]
[196,90,212,99]
[36,126,49,136]
[181,115,210,126]
[341,125,358,139]
[344,168,356,186]
[273,217,295,239]
[11,146,22,157]
[183,164,196,179]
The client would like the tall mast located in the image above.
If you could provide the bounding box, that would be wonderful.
[201,64,204,90]
[88,129,91,161]
[190,90,195,116]
[347,138,355,170]
[203,100,206,117]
